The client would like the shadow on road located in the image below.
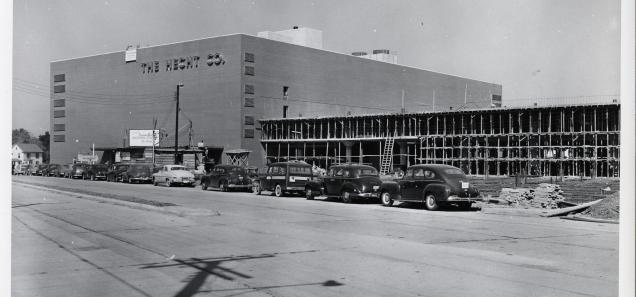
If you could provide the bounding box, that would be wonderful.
[140,253,344,297]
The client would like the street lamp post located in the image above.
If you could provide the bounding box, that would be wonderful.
[175,83,184,164]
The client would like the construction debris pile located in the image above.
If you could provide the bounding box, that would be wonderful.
[581,191,620,219]
[498,183,565,209]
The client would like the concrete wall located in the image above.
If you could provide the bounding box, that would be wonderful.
[51,35,243,165]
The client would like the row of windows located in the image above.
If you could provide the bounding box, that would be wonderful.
[243,53,255,140]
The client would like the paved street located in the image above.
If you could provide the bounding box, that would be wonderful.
[12,175,618,297]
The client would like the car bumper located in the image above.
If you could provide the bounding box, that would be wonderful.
[351,192,380,199]
[228,184,252,188]
[131,177,152,182]
[285,186,305,191]
[446,195,482,202]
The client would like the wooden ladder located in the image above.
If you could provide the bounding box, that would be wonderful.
[379,137,395,175]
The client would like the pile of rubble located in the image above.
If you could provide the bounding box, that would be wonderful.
[499,183,565,209]
[581,191,620,219]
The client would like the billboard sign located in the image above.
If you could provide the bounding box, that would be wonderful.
[130,130,159,147]
[77,153,99,164]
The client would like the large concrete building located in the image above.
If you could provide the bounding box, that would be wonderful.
[50,27,502,168]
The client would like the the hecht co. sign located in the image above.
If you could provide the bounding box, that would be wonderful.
[129,130,160,147]
[140,52,226,74]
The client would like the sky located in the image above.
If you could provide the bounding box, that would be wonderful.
[11,0,621,134]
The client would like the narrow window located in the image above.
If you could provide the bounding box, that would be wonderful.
[244,129,255,138]
[244,66,255,76]
[54,85,66,93]
[244,52,255,63]
[54,99,66,107]
[244,98,254,107]
[54,74,66,83]
[244,116,254,125]
[53,110,65,118]
[53,135,65,142]
[53,124,65,131]
[245,84,254,94]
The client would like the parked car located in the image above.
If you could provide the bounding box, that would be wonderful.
[120,164,153,183]
[200,165,252,192]
[60,164,74,178]
[84,164,109,180]
[34,164,49,176]
[252,161,315,197]
[106,164,130,182]
[152,165,195,187]
[47,164,63,177]
[305,164,382,202]
[70,164,89,179]
[13,164,29,175]
[379,164,481,210]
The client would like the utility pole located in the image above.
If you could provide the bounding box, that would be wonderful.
[175,83,183,164]
[152,117,157,165]
[188,120,193,148]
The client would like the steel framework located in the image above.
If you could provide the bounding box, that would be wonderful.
[259,103,620,177]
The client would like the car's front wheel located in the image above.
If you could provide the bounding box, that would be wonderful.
[166,179,172,187]
[201,181,208,190]
[153,178,158,186]
[381,192,393,207]
[220,181,228,192]
[252,182,261,195]
[274,184,283,197]
[341,191,353,203]
[305,187,315,200]
[424,193,439,211]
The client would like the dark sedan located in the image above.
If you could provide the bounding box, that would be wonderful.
[379,164,481,210]
[120,164,154,183]
[34,164,49,176]
[106,164,130,182]
[201,165,252,192]
[70,164,89,179]
[84,164,109,180]
[46,164,63,177]
[305,164,382,203]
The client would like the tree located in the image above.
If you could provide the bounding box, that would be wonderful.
[38,132,50,163]
[12,128,36,145]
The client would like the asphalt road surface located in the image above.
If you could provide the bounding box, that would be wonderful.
[12,175,618,297]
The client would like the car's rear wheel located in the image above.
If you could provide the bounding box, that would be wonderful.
[305,187,315,200]
[341,191,352,203]
[166,179,171,187]
[220,181,228,192]
[252,182,261,195]
[381,192,393,206]
[90,175,95,181]
[274,184,283,197]
[201,181,208,190]
[153,178,158,186]
[424,193,439,211]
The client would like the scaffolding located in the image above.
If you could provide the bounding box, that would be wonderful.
[259,103,620,177]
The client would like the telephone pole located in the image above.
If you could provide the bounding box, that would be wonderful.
[175,83,184,164]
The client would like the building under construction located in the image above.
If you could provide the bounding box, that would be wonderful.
[259,103,620,177]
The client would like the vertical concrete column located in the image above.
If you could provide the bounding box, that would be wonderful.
[398,141,406,169]
[344,141,353,164]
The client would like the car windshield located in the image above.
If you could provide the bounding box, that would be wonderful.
[289,166,311,175]
[444,168,466,177]
[357,168,378,176]
[94,165,108,171]
[229,167,246,173]
[171,166,187,171]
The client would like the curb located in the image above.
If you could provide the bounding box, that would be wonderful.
[15,182,219,217]
[478,207,547,217]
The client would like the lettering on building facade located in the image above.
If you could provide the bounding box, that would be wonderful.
[140,52,225,74]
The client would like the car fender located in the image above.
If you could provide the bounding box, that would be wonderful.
[379,181,400,196]
[422,183,450,201]
[341,181,361,193]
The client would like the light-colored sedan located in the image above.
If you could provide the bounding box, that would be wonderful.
[152,165,196,187]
